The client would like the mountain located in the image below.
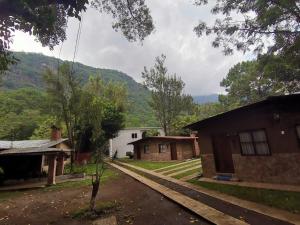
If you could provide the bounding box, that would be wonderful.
[2,52,158,127]
[193,94,219,104]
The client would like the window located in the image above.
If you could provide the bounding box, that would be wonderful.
[144,145,150,154]
[158,144,167,153]
[296,125,300,140]
[239,130,270,156]
[131,133,138,139]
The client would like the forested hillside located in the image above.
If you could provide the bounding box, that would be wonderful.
[2,52,158,128]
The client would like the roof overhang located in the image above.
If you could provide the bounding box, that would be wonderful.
[0,147,73,156]
[128,136,198,145]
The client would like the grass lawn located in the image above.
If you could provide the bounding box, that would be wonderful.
[117,158,179,170]
[188,180,300,214]
[162,163,200,175]
[155,160,201,173]
[172,168,202,179]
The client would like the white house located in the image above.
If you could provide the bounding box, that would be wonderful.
[109,127,164,158]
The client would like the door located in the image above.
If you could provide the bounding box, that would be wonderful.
[170,143,177,160]
[212,135,235,173]
[136,146,141,160]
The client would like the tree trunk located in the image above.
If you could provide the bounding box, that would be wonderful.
[90,178,100,211]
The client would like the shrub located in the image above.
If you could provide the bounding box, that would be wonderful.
[126,151,134,159]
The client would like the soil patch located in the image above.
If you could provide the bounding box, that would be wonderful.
[0,168,210,225]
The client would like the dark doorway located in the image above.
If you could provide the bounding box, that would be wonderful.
[212,135,235,173]
[170,143,177,160]
[136,146,141,160]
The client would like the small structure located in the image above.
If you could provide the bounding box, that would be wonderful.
[186,94,300,185]
[0,126,72,185]
[129,136,199,161]
[109,127,164,158]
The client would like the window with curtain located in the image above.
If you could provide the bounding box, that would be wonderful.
[239,129,270,156]
[158,144,167,153]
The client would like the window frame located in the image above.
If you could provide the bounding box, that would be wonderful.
[158,143,167,153]
[143,145,150,154]
[238,129,271,156]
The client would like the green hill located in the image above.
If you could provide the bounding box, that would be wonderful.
[2,52,158,127]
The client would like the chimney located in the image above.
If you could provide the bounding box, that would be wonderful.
[50,125,61,141]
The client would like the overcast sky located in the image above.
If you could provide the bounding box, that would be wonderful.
[11,0,252,95]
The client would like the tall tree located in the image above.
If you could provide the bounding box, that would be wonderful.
[0,0,154,74]
[142,55,194,135]
[194,1,300,57]
[77,77,125,212]
[219,55,300,108]
[44,63,82,169]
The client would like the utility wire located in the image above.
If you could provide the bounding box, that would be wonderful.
[71,14,83,75]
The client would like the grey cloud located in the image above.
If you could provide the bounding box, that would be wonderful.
[11,0,249,95]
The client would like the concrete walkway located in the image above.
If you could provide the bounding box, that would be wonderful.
[116,161,300,225]
[109,162,247,225]
[199,177,300,193]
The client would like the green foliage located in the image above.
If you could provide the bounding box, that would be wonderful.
[143,129,160,137]
[219,55,300,109]
[2,52,158,127]
[31,116,62,140]
[172,115,199,136]
[142,55,194,135]
[0,88,50,140]
[189,180,300,213]
[118,158,179,170]
[194,0,300,58]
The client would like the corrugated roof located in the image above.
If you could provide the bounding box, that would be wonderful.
[0,147,72,156]
[128,136,197,145]
[0,139,68,150]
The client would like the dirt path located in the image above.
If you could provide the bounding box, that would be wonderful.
[118,164,294,225]
[0,168,211,225]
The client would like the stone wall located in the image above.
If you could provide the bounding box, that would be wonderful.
[201,154,216,178]
[138,141,171,161]
[179,142,194,160]
[232,153,300,185]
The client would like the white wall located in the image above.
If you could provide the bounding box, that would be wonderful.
[109,128,164,158]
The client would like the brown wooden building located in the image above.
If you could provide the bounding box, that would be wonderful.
[0,126,72,185]
[186,94,300,185]
[129,136,199,161]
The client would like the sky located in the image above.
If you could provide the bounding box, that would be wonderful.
[11,0,252,95]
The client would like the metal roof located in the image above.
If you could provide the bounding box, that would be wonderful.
[128,136,197,145]
[0,138,68,150]
[185,93,300,130]
[0,147,72,156]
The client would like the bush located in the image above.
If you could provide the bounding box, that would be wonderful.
[126,152,134,159]
[64,164,88,175]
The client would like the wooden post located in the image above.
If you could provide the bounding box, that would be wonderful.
[56,154,64,176]
[47,155,57,185]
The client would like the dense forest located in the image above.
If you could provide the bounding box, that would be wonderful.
[1,52,159,131]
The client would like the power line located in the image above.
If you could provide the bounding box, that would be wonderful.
[71,14,84,75]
